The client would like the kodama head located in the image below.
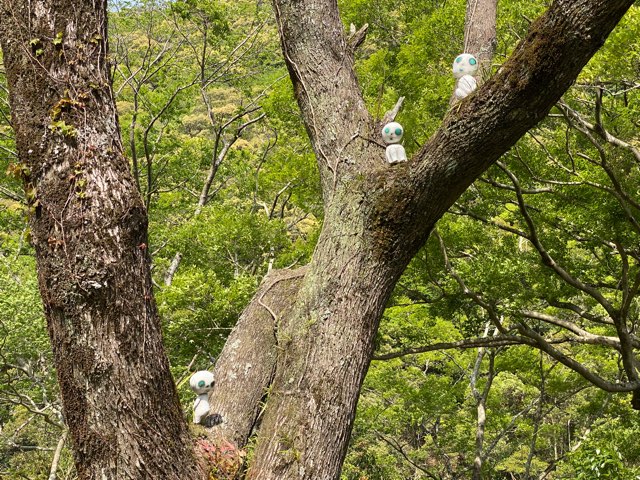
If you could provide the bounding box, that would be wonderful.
[452,53,478,78]
[382,122,404,144]
[189,370,215,394]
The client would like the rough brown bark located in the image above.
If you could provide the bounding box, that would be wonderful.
[206,1,636,479]
[0,1,200,479]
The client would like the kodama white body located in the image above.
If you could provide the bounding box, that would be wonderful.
[189,370,215,424]
[193,394,211,424]
[386,143,407,164]
[382,121,407,164]
[455,74,477,99]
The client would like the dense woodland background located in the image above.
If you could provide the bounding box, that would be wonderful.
[1,0,639,478]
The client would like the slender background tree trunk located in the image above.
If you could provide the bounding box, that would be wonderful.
[464,0,497,77]
[0,1,200,478]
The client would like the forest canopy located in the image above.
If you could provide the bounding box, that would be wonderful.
[1,0,639,478]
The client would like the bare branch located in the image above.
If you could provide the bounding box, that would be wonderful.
[47,430,68,480]
[373,430,440,480]
[548,299,614,325]
[381,96,405,124]
[479,175,553,194]
[347,23,368,52]
[372,335,532,361]
[559,98,640,164]
[163,252,182,287]
[252,130,278,213]
[196,111,267,212]
[450,205,530,238]
[142,79,198,205]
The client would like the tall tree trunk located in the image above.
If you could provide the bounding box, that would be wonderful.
[247,196,404,479]
[206,1,636,479]
[0,2,200,479]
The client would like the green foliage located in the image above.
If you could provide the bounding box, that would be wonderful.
[0,208,63,478]
[48,120,77,137]
[170,0,227,28]
[570,445,637,480]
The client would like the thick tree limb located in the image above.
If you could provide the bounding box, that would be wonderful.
[206,267,306,447]
[374,0,637,274]
[271,0,377,195]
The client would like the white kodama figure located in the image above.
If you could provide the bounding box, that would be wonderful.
[452,53,479,99]
[189,370,222,427]
[381,122,407,164]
